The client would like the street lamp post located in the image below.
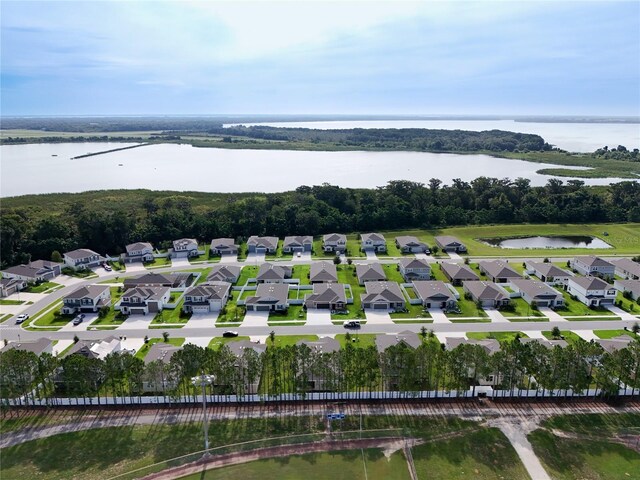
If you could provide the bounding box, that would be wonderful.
[191,374,215,456]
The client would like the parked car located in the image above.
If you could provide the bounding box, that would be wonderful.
[72,315,84,326]
[15,314,29,324]
[222,331,239,338]
[102,262,112,271]
[296,252,302,257]
[343,320,361,329]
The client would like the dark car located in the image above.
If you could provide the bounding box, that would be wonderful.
[222,331,239,338]
[72,315,84,326]
[343,321,361,329]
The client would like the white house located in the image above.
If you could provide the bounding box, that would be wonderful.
[524,261,573,286]
[566,276,616,307]
[611,258,640,280]
[360,233,387,253]
[172,238,199,258]
[63,249,104,269]
[510,278,564,307]
[571,256,615,278]
[61,285,111,314]
[613,279,640,301]
[322,233,346,253]
[118,286,171,315]
[398,258,431,281]
[122,242,154,263]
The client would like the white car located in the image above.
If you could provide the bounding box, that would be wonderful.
[15,314,29,324]
[297,252,302,257]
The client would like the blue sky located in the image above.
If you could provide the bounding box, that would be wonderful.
[1,0,639,116]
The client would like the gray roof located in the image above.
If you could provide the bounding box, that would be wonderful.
[574,256,614,268]
[597,336,634,353]
[356,263,386,283]
[519,338,568,349]
[463,281,509,302]
[64,248,101,259]
[304,283,347,306]
[283,235,313,247]
[144,342,181,364]
[185,281,231,300]
[310,261,338,282]
[614,279,640,297]
[412,281,455,302]
[210,238,239,249]
[569,276,611,290]
[64,285,110,300]
[612,258,640,277]
[395,236,427,249]
[173,238,198,249]
[126,242,153,254]
[526,261,572,278]
[1,264,42,279]
[440,262,479,282]
[121,286,170,302]
[246,283,289,305]
[323,233,346,243]
[1,277,26,288]
[399,257,431,270]
[445,337,501,355]
[257,263,292,281]
[478,260,521,279]
[297,337,341,354]
[247,236,279,249]
[227,340,267,357]
[124,272,193,288]
[511,278,563,300]
[375,331,422,353]
[65,335,120,359]
[28,260,60,270]
[1,338,52,356]
[434,236,465,248]
[361,232,386,243]
[361,281,405,304]
[207,265,241,282]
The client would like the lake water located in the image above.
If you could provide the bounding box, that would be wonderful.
[225,119,640,153]
[0,142,632,198]
[481,236,613,249]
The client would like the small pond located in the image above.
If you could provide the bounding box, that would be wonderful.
[480,235,612,249]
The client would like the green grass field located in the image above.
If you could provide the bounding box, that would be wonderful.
[332,264,366,320]
[466,331,529,342]
[150,300,190,325]
[23,281,62,293]
[593,330,640,339]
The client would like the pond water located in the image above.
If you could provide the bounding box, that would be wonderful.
[0,142,632,198]
[480,236,613,249]
[225,119,640,153]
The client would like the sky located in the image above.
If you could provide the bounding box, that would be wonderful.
[1,0,639,116]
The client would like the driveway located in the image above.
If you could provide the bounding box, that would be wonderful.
[447,252,464,262]
[121,337,145,354]
[184,314,217,329]
[363,309,392,324]
[526,331,548,340]
[291,252,312,263]
[435,331,466,343]
[92,266,114,278]
[242,310,270,327]
[124,264,148,274]
[606,305,638,321]
[52,339,74,357]
[171,258,192,268]
[571,330,598,341]
[55,275,85,287]
[538,306,567,321]
[483,308,509,323]
[364,251,377,260]
[428,308,451,324]
[116,314,154,330]
[60,313,99,332]
[184,337,212,348]
[245,253,266,263]
[306,310,332,326]
[220,254,238,263]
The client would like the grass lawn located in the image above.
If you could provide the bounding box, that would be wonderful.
[556,291,616,316]
[217,298,246,324]
[90,288,128,326]
[616,292,640,314]
[188,244,213,263]
[208,336,251,350]
[268,305,307,321]
[499,297,544,317]
[291,264,311,285]
[345,236,365,257]
[143,257,172,268]
[335,333,378,348]
[28,300,66,327]
[23,281,61,293]
[448,287,488,318]
[0,313,13,323]
[541,413,640,436]
[382,263,405,283]
[267,334,318,347]
[466,331,529,342]
[389,304,431,319]
[134,338,185,359]
[542,330,584,344]
[528,429,640,480]
[180,448,411,480]
[237,266,259,286]
[594,329,640,339]
[332,264,366,320]
[151,300,191,324]
[0,299,24,305]
[312,238,336,259]
[264,240,284,260]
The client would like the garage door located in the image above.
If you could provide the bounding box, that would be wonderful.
[317,303,330,309]
[256,247,267,253]
[255,305,270,311]
[373,303,387,309]
[192,306,210,313]
[130,308,146,315]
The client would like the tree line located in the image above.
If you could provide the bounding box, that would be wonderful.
[2,335,639,405]
[2,178,640,268]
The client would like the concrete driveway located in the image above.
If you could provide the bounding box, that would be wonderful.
[364,251,378,260]
[60,313,99,332]
[483,308,509,323]
[185,314,217,329]
[220,254,238,263]
[291,252,312,263]
[606,305,638,321]
[447,252,464,262]
[184,337,212,348]
[245,252,266,263]
[538,307,567,321]
[124,264,148,274]
[121,337,145,354]
[572,330,598,341]
[526,331,547,340]
[171,258,192,268]
[364,309,392,324]
[92,266,114,278]
[52,339,74,357]
[242,310,270,327]
[116,314,154,330]
[306,310,332,326]
[428,308,451,324]
[55,275,85,287]
[435,331,466,343]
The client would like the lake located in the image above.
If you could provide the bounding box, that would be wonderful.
[480,235,613,249]
[225,119,640,153]
[0,142,632,198]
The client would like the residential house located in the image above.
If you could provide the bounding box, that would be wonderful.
[356,262,386,285]
[614,279,640,300]
[611,258,640,280]
[256,263,292,283]
[0,338,53,356]
[247,236,279,254]
[207,265,241,284]
[172,238,199,258]
[519,337,568,349]
[444,337,502,386]
[122,242,154,263]
[1,263,59,283]
[182,281,231,313]
[395,236,429,254]
[571,256,615,278]
[412,281,457,309]
[63,248,104,269]
[283,235,313,253]
[478,260,521,283]
[65,336,122,360]
[375,331,422,353]
[209,238,239,256]
[398,258,431,281]
[309,261,338,283]
[245,283,289,312]
[596,335,634,354]
[440,262,479,286]
[0,277,27,297]
[304,283,348,310]
[227,340,267,394]
[28,260,62,278]
[118,286,171,315]
[322,233,347,253]
[61,285,111,314]
[124,272,194,289]
[360,281,406,310]
[463,281,510,308]
[360,233,387,253]
[144,342,182,365]
[296,337,341,391]
[142,343,182,391]
[566,276,616,307]
[525,261,573,286]
[434,235,467,253]
[510,279,564,307]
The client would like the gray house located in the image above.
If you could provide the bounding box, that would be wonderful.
[207,265,241,284]
[210,238,239,256]
[118,286,171,315]
[412,281,456,309]
[510,279,564,307]
[144,342,182,365]
[611,258,640,280]
[360,281,405,310]
[182,281,231,313]
[309,261,338,283]
[356,262,386,285]
[398,258,431,281]
[360,233,387,253]
[571,256,615,278]
[375,331,422,353]
[304,283,347,310]
[567,276,616,306]
[245,283,289,312]
[61,285,112,314]
[172,238,199,258]
[463,281,510,307]
[478,260,521,283]
[614,279,640,300]
[525,261,573,286]
[0,277,27,297]
[395,236,429,254]
[256,263,292,283]
[124,272,193,289]
[63,249,104,269]
[434,236,467,253]
[440,262,479,286]
[1,260,61,283]
[247,236,279,254]
[322,233,347,253]
[122,242,154,263]
[283,236,313,253]
[0,338,53,356]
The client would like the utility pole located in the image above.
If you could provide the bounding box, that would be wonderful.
[191,374,215,456]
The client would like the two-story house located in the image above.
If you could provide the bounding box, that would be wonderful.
[61,285,111,314]
[398,258,431,281]
[283,235,313,253]
[524,261,573,286]
[360,233,387,253]
[122,242,154,263]
[209,238,240,256]
[182,281,231,313]
[395,236,429,254]
[567,276,617,307]
[172,238,199,258]
[63,248,104,269]
[614,279,640,301]
[322,233,347,253]
[118,286,171,315]
[247,236,279,254]
[571,256,615,278]
[611,258,640,280]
